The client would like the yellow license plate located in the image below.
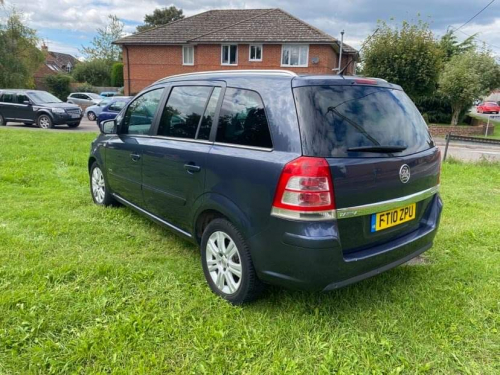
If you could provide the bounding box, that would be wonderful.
[371,203,416,232]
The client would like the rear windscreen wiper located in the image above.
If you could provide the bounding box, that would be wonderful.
[347,145,407,153]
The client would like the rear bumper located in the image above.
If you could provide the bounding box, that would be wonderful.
[249,193,443,291]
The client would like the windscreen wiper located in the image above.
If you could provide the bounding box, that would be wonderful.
[347,145,407,153]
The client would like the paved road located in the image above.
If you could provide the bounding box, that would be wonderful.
[2,118,99,133]
[435,139,500,162]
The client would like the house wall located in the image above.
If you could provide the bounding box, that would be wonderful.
[123,44,354,95]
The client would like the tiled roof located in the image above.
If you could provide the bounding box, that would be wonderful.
[115,8,357,54]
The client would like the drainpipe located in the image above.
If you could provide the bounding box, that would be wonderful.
[337,30,344,71]
[124,45,131,95]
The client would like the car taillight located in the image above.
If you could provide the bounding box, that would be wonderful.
[271,157,336,221]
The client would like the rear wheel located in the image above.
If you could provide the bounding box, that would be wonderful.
[90,162,115,206]
[0,114,6,126]
[87,112,96,121]
[37,114,53,129]
[201,218,264,304]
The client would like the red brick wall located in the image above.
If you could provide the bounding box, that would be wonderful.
[429,124,495,137]
[123,44,351,94]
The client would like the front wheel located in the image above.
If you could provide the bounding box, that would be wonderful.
[201,219,264,304]
[37,114,53,129]
[90,162,116,206]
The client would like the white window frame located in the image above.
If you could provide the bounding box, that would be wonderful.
[221,44,238,66]
[281,44,309,67]
[182,45,194,66]
[249,44,263,62]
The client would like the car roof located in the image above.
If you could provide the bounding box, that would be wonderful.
[148,70,401,90]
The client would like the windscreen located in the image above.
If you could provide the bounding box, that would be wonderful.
[293,85,434,157]
[28,91,62,104]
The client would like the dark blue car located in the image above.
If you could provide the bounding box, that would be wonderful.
[88,71,443,304]
[96,97,131,126]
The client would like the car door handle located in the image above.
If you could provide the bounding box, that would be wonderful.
[184,163,201,173]
[130,153,141,162]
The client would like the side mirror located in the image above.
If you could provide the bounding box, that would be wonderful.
[100,119,116,134]
[23,100,31,105]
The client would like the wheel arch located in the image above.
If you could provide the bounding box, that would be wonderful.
[192,193,252,245]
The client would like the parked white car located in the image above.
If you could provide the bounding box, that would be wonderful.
[67,92,102,108]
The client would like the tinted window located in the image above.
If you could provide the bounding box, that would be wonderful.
[293,85,433,158]
[16,94,29,104]
[158,86,212,139]
[1,93,14,103]
[122,89,164,135]
[108,101,126,112]
[197,87,221,140]
[216,88,272,149]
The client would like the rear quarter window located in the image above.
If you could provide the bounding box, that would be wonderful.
[216,88,272,149]
[294,85,433,157]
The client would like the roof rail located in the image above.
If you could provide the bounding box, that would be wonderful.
[152,69,297,85]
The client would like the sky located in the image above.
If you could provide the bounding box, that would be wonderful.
[2,0,500,59]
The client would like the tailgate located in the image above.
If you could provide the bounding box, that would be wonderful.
[329,147,440,253]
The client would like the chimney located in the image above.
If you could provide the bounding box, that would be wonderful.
[41,42,48,52]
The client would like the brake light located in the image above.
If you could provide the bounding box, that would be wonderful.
[271,157,336,221]
[355,78,378,85]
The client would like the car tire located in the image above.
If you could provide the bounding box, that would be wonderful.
[67,122,81,128]
[37,114,53,129]
[90,162,116,206]
[201,218,264,304]
[0,114,6,126]
[87,112,96,121]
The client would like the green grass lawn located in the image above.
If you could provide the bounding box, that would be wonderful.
[1,128,499,374]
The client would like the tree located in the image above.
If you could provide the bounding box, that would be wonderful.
[361,19,444,100]
[439,30,476,61]
[439,50,500,125]
[72,59,112,86]
[44,74,72,100]
[80,15,123,61]
[136,6,184,33]
[110,62,123,87]
[0,10,44,88]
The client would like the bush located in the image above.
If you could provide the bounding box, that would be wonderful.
[74,83,97,93]
[415,93,469,125]
[72,59,111,86]
[44,74,72,100]
[110,62,124,87]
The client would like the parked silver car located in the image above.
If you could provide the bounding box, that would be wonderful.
[67,92,102,108]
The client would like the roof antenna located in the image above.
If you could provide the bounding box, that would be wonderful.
[339,27,379,76]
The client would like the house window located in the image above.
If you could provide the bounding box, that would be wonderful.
[281,45,309,67]
[221,44,238,65]
[249,44,262,61]
[183,46,194,65]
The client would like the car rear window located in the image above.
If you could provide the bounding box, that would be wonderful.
[293,85,433,158]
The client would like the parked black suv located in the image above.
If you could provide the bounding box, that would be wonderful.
[0,90,82,129]
[88,70,443,304]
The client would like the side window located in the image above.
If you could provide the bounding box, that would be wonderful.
[1,93,14,103]
[157,86,213,139]
[108,101,126,112]
[197,87,221,140]
[122,89,164,135]
[82,95,90,100]
[216,88,272,149]
[16,94,29,104]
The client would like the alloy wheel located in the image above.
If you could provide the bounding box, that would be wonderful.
[87,112,96,121]
[91,167,106,204]
[205,231,243,294]
[39,115,51,129]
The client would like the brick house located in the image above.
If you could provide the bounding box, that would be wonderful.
[34,44,79,90]
[114,9,358,95]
